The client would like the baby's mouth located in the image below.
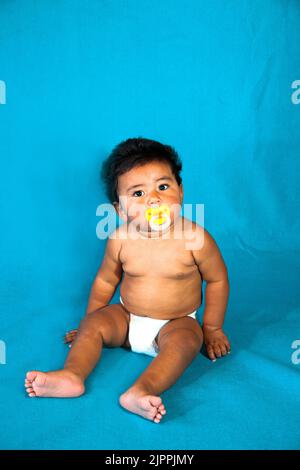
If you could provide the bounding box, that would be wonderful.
[144,204,171,226]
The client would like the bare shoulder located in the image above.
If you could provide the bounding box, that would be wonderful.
[113,222,128,238]
[181,218,204,247]
[105,225,124,261]
[182,219,220,263]
[189,224,228,281]
[181,219,203,236]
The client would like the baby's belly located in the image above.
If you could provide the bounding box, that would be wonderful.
[120,274,202,319]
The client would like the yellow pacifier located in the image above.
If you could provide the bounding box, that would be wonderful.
[144,204,171,231]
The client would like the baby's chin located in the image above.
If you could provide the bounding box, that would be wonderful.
[127,218,172,234]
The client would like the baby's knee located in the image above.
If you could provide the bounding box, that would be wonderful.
[166,328,203,355]
[182,329,203,353]
[79,311,112,339]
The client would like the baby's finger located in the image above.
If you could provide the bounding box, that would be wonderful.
[207,345,217,362]
[65,329,77,336]
[66,330,77,336]
[213,344,222,358]
[66,330,77,338]
[65,338,76,346]
[66,332,77,338]
[64,334,77,344]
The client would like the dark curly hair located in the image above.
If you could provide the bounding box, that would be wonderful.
[101,137,183,203]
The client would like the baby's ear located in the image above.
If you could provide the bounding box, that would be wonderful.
[179,183,184,200]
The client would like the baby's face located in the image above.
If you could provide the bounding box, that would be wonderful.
[115,161,183,234]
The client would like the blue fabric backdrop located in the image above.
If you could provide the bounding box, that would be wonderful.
[0,0,299,450]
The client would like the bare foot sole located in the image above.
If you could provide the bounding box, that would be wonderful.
[24,370,85,398]
[119,387,167,423]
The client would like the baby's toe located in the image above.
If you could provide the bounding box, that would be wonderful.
[148,409,158,419]
[26,386,36,396]
[26,371,38,383]
[154,413,162,423]
[149,396,162,408]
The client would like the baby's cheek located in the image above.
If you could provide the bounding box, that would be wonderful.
[128,210,149,230]
[173,204,182,219]
[127,203,145,220]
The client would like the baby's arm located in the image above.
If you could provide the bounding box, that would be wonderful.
[192,227,230,361]
[64,231,122,344]
[85,234,123,315]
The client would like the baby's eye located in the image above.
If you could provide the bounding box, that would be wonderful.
[133,190,144,197]
[159,184,169,190]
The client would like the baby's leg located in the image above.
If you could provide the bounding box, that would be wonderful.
[119,316,203,423]
[25,304,130,398]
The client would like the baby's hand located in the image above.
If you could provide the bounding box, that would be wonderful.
[63,329,78,347]
[202,327,231,362]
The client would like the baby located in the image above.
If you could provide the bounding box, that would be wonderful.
[25,137,230,424]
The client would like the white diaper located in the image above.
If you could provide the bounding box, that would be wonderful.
[120,296,197,358]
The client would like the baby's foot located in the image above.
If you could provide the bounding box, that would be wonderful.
[119,386,167,423]
[24,370,85,398]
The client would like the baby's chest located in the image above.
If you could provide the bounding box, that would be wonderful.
[120,240,198,279]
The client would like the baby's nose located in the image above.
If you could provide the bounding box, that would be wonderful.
[147,193,161,206]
